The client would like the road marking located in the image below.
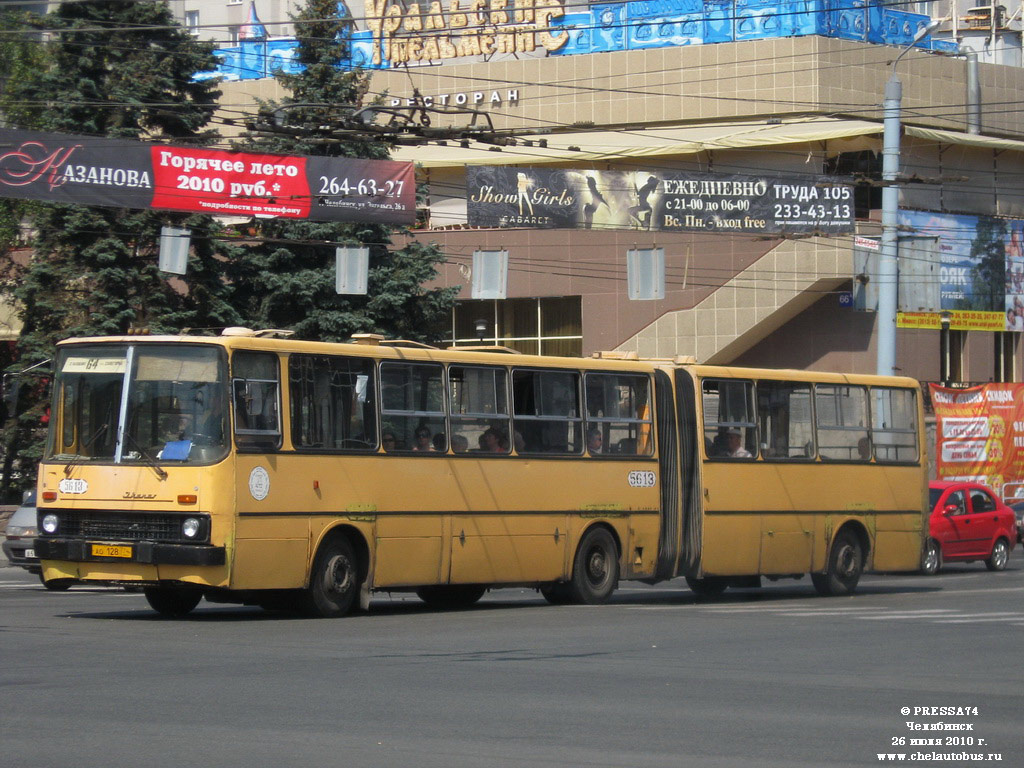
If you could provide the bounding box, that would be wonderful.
[704,610,888,618]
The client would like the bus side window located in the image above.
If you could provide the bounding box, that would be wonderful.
[232,351,282,451]
[380,361,446,453]
[702,378,756,459]
[871,387,919,463]
[449,365,510,455]
[756,380,812,460]
[289,354,377,451]
[512,369,582,454]
[584,372,653,457]
[815,384,868,461]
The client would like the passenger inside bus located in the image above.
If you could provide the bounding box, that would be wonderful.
[413,426,435,451]
[478,428,506,452]
[723,429,751,457]
[616,437,637,455]
[587,427,603,454]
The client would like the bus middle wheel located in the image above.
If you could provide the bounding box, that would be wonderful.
[568,526,619,605]
[811,529,863,597]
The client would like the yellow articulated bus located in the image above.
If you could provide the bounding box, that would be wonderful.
[34,330,928,617]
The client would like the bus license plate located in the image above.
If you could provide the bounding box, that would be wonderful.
[91,544,133,559]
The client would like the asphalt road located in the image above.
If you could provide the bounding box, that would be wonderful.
[2,556,1022,768]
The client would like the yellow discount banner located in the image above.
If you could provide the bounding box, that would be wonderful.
[898,311,1006,332]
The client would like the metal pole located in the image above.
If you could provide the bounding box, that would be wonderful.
[877,74,902,377]
[875,20,942,377]
[966,52,981,134]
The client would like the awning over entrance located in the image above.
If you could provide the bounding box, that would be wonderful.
[396,117,886,168]
[398,118,1024,169]
[905,126,1024,153]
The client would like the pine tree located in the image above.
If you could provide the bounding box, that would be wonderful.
[0,2,242,497]
[0,8,46,254]
[228,0,457,343]
[964,215,1007,312]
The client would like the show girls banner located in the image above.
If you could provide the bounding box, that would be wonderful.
[466,166,855,234]
[930,382,1024,501]
[0,127,415,225]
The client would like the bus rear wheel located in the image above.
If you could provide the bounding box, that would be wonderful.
[303,537,359,618]
[144,587,202,617]
[415,585,487,609]
[812,530,863,596]
[568,527,619,605]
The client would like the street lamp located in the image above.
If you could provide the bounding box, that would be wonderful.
[876,18,944,377]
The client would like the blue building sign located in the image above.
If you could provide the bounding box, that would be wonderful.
[197,0,954,82]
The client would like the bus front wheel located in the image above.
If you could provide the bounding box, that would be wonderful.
[811,530,863,596]
[303,537,359,618]
[568,527,619,605]
[144,587,202,617]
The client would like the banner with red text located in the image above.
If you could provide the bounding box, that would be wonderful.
[0,127,414,224]
[930,383,1024,502]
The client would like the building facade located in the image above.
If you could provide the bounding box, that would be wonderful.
[220,15,1024,388]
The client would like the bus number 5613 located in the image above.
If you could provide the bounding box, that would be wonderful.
[628,471,656,488]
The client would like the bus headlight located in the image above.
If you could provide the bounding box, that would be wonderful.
[41,514,59,534]
[182,517,201,539]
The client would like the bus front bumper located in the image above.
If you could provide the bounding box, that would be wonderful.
[35,538,226,567]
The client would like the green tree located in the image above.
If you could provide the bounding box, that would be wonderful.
[961,215,1007,312]
[0,1,241,498]
[228,0,457,343]
[0,8,47,254]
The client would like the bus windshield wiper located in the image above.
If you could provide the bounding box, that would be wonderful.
[63,424,109,477]
[122,431,168,480]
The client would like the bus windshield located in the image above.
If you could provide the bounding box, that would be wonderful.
[47,343,229,466]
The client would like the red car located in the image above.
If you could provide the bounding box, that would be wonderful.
[924,482,1017,575]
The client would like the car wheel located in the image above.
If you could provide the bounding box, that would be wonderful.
[985,538,1010,572]
[812,529,863,596]
[921,539,941,575]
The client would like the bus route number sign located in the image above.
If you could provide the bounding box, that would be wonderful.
[628,471,656,488]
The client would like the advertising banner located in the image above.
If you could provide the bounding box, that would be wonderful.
[0,127,415,225]
[466,166,855,234]
[930,383,1024,501]
[898,210,1024,333]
